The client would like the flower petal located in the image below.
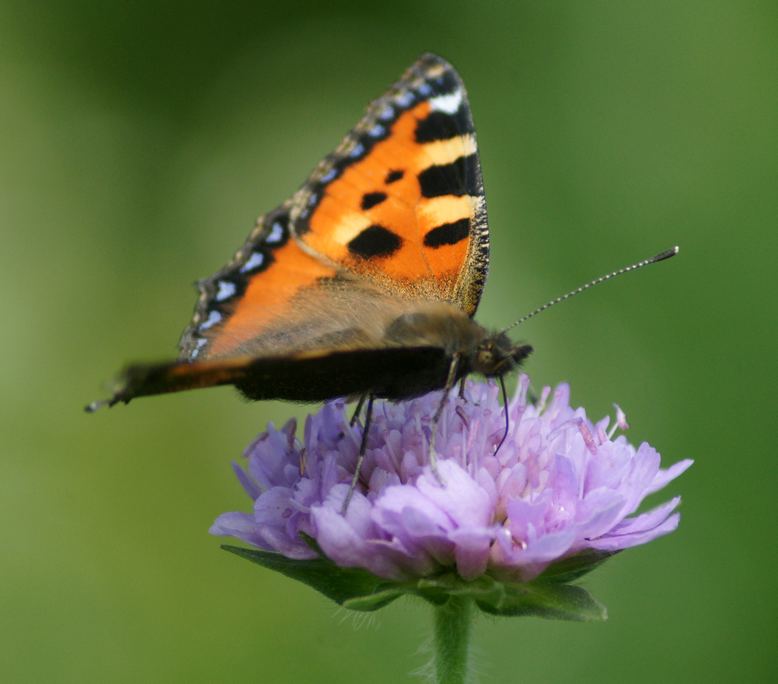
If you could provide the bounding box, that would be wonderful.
[588,513,680,552]
[212,376,691,584]
[646,459,694,495]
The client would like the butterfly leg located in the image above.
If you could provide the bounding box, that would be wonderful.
[342,393,374,514]
[458,377,467,400]
[350,393,367,427]
[428,353,461,484]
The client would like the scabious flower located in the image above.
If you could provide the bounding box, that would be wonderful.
[211,376,692,585]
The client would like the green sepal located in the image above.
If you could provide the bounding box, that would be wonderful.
[538,549,616,583]
[222,545,608,621]
[412,573,607,621]
[221,545,399,609]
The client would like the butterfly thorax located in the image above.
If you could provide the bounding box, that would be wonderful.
[383,305,484,353]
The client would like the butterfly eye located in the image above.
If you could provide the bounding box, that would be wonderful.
[476,347,495,369]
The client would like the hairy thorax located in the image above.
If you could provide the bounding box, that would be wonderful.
[383,304,486,356]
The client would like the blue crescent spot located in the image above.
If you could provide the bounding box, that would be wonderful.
[199,309,222,331]
[395,90,414,107]
[216,280,237,301]
[320,168,338,183]
[190,337,208,359]
[265,221,285,244]
[240,251,265,273]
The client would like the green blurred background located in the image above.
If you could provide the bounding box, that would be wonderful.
[2,1,775,681]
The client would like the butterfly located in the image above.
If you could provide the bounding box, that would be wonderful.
[88,53,533,421]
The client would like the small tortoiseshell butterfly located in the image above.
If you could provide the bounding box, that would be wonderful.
[88,53,676,443]
[90,54,532,414]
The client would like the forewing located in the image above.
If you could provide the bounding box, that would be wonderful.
[179,53,489,363]
[292,53,489,314]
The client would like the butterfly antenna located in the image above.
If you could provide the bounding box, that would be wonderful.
[501,246,679,334]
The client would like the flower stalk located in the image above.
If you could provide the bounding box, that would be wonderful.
[433,595,473,684]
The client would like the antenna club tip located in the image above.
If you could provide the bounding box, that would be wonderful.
[653,246,680,263]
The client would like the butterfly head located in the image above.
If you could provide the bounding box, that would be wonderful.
[470,332,532,378]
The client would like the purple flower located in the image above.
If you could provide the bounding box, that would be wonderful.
[211,376,692,582]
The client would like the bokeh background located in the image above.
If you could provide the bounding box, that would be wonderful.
[2,1,775,682]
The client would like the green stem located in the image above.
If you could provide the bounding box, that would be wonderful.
[433,595,473,684]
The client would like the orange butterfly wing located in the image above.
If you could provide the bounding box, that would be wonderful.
[179,53,489,363]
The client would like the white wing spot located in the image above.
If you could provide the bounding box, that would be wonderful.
[429,89,463,114]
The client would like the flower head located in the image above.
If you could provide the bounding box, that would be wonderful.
[212,376,691,584]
